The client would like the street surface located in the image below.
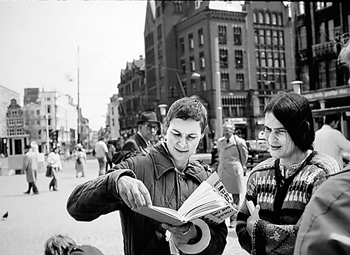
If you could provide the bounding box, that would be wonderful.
[0,158,248,255]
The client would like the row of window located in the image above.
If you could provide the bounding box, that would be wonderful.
[257,74,287,90]
[253,11,283,26]
[218,25,242,45]
[254,29,284,46]
[256,51,286,68]
[219,72,245,90]
[7,119,23,126]
[297,2,333,15]
[7,128,26,136]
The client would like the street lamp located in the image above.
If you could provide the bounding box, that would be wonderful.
[291,80,303,94]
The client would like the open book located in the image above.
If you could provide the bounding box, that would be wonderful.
[132,172,238,226]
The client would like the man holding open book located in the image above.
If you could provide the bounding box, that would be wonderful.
[67,98,230,255]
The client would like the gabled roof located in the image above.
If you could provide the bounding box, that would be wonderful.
[133,59,144,69]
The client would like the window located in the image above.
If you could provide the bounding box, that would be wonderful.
[258,12,264,24]
[188,33,194,50]
[265,13,270,24]
[48,118,52,126]
[181,59,186,74]
[200,75,206,91]
[318,61,327,89]
[267,52,273,67]
[189,56,195,71]
[36,110,40,115]
[274,52,279,67]
[179,37,185,53]
[271,13,277,25]
[157,24,162,39]
[219,49,228,68]
[37,120,40,125]
[299,26,307,49]
[235,50,243,68]
[156,6,160,17]
[280,53,285,68]
[218,25,227,44]
[221,72,230,90]
[272,30,278,45]
[260,51,266,67]
[8,119,15,126]
[47,105,51,114]
[199,51,205,69]
[259,29,265,45]
[195,0,202,9]
[198,28,204,46]
[253,12,257,23]
[328,19,334,41]
[182,81,187,95]
[266,30,271,45]
[112,118,115,127]
[256,51,260,66]
[254,29,258,44]
[278,31,284,46]
[111,107,114,115]
[328,59,336,87]
[191,78,196,92]
[233,26,242,45]
[236,73,244,90]
[298,2,305,15]
[174,1,183,13]
[317,22,326,44]
[158,42,163,58]
[16,119,22,125]
[46,97,51,101]
[278,13,283,26]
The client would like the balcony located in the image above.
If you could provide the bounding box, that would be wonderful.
[312,41,336,58]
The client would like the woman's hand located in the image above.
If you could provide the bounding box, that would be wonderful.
[162,222,198,245]
[117,175,152,209]
[247,205,260,236]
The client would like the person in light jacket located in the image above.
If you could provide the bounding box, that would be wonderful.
[47,147,62,191]
[23,142,39,195]
[217,122,248,228]
[75,145,86,178]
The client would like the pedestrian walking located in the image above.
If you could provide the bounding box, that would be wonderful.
[67,97,229,255]
[22,142,40,195]
[314,113,350,168]
[106,141,116,172]
[217,122,248,228]
[94,137,108,176]
[47,147,62,191]
[122,111,160,153]
[236,92,340,255]
[75,145,86,178]
[44,234,104,255]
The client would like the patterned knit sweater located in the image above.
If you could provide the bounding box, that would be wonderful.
[236,151,340,255]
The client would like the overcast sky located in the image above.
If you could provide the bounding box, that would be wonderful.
[0,0,147,131]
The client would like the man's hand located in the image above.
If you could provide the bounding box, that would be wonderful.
[117,176,152,209]
[162,222,198,245]
[247,205,260,236]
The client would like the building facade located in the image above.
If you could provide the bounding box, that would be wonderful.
[108,94,121,140]
[292,2,350,138]
[0,84,20,155]
[23,88,39,105]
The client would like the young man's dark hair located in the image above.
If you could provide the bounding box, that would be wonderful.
[325,113,340,125]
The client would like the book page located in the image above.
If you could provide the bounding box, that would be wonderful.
[132,205,185,226]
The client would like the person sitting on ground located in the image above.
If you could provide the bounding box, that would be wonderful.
[44,234,104,255]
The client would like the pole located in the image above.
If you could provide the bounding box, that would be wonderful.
[214,37,222,140]
[45,113,50,154]
[176,72,186,97]
[65,109,68,148]
[77,46,80,144]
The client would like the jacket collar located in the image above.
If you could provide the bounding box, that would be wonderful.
[150,142,208,183]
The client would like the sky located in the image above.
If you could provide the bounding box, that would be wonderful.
[0,0,147,131]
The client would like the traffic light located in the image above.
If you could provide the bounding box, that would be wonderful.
[49,130,58,142]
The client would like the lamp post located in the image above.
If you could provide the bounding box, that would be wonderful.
[158,104,167,138]
[77,46,80,144]
[291,80,303,94]
[214,37,222,140]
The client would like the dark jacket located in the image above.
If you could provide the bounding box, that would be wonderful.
[122,132,148,153]
[67,142,227,255]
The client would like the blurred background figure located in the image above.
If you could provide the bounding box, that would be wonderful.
[75,144,86,178]
[314,113,350,169]
[44,234,104,255]
[217,121,248,228]
[47,147,62,191]
[94,137,108,176]
[106,141,116,172]
[22,142,39,195]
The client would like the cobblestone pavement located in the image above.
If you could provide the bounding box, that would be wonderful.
[0,159,248,255]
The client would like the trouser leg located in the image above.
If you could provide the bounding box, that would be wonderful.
[230,193,240,223]
[98,158,106,176]
[32,182,39,194]
[25,182,32,194]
